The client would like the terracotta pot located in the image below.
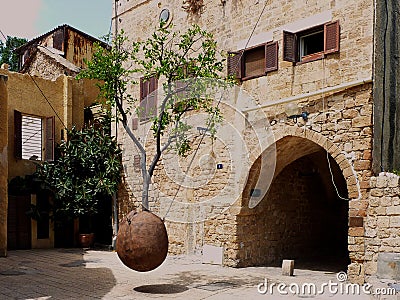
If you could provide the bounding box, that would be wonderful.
[116,210,168,272]
[79,233,95,248]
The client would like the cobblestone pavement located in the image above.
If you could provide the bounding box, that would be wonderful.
[0,249,398,299]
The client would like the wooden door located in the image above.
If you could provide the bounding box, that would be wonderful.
[7,195,31,249]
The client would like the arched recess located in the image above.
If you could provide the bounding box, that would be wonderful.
[237,128,357,271]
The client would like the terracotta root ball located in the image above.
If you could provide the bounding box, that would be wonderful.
[116,210,169,272]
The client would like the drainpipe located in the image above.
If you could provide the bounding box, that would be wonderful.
[242,77,373,113]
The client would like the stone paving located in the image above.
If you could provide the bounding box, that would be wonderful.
[0,249,398,299]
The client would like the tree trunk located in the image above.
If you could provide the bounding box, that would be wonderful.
[142,173,150,211]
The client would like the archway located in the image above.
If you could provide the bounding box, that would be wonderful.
[238,134,352,271]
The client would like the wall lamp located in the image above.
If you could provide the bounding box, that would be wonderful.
[285,102,309,122]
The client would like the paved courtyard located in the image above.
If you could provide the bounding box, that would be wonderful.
[0,249,398,299]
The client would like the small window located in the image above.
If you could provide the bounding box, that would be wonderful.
[22,115,42,160]
[53,30,64,52]
[227,41,278,81]
[244,46,265,79]
[139,76,158,121]
[283,20,340,63]
[299,29,324,59]
[14,110,55,161]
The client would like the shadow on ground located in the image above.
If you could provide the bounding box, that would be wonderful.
[134,284,189,294]
[0,249,116,299]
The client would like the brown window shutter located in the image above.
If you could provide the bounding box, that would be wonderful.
[265,41,278,72]
[283,31,297,62]
[44,116,55,161]
[139,77,149,121]
[227,51,243,80]
[53,30,64,52]
[139,76,158,121]
[14,110,22,159]
[148,76,158,118]
[324,20,340,54]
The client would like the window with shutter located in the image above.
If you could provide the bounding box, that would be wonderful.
[140,76,158,121]
[265,42,279,72]
[21,115,42,160]
[228,42,279,81]
[14,112,55,161]
[244,46,265,78]
[227,51,243,80]
[283,31,297,62]
[324,21,340,54]
[283,20,340,64]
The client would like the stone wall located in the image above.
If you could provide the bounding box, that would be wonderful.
[0,74,8,256]
[115,0,376,283]
[237,154,349,268]
[114,0,373,95]
[26,49,79,81]
[364,173,400,280]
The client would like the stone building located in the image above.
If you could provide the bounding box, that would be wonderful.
[113,0,400,283]
[0,66,99,255]
[14,24,108,80]
[0,26,111,255]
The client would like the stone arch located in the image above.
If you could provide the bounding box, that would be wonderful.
[237,126,356,270]
[242,126,359,208]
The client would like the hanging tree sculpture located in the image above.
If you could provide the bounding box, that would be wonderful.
[78,23,229,271]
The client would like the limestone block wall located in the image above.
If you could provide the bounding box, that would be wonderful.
[114,0,373,97]
[365,173,400,280]
[115,0,376,283]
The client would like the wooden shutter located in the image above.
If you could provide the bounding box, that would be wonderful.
[14,110,22,159]
[139,78,149,121]
[53,30,64,51]
[283,31,297,62]
[265,41,278,72]
[324,21,340,54]
[139,76,158,121]
[148,76,158,118]
[227,51,243,80]
[44,116,55,161]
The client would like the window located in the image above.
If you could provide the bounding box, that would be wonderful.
[14,110,55,161]
[283,21,340,63]
[139,76,158,121]
[227,41,278,81]
[52,30,64,52]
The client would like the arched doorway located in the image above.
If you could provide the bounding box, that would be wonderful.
[238,135,351,271]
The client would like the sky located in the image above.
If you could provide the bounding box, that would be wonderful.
[0,0,112,42]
